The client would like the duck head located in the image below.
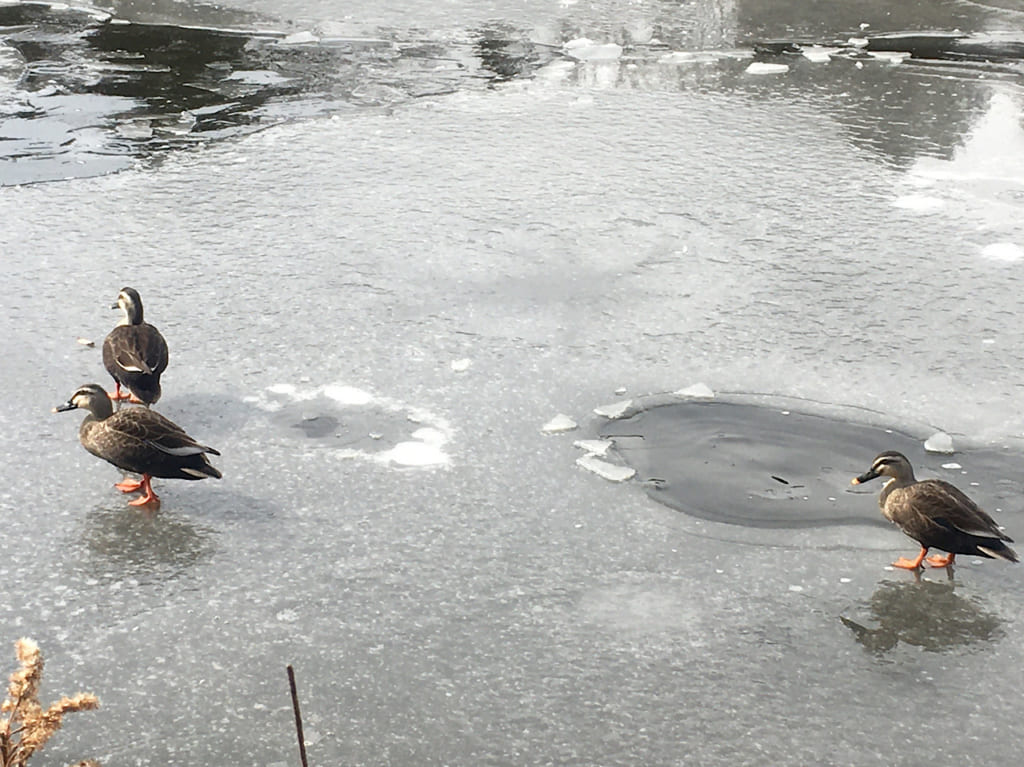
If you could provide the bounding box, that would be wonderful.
[113,287,144,326]
[53,383,114,419]
[851,451,916,485]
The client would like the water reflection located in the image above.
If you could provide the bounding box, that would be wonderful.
[841,577,1004,655]
[73,503,216,585]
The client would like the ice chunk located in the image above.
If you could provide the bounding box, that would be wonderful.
[745,62,789,75]
[564,38,623,61]
[542,414,578,433]
[941,462,963,470]
[450,358,472,372]
[981,242,1024,262]
[76,337,94,347]
[576,455,635,482]
[868,51,908,65]
[267,383,297,396]
[573,439,613,456]
[593,400,632,419]
[674,383,715,399]
[379,429,449,467]
[924,432,955,454]
[801,47,838,63]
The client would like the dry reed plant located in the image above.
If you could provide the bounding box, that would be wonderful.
[0,638,100,767]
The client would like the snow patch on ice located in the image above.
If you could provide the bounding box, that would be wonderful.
[891,194,945,213]
[251,382,453,468]
[981,242,1024,262]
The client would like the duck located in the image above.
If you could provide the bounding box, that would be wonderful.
[54,383,221,506]
[851,450,1017,569]
[102,287,169,406]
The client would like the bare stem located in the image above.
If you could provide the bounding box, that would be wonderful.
[286,665,308,767]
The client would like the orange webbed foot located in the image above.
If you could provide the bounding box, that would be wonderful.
[125,475,159,507]
[114,478,143,493]
[926,553,955,568]
[892,557,923,570]
[892,548,928,570]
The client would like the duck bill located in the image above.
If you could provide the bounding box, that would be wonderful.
[851,469,879,485]
[52,401,77,413]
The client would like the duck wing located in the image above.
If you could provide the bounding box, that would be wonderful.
[912,480,1012,541]
[103,325,169,376]
[109,410,220,457]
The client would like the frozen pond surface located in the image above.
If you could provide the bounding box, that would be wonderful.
[3,0,1024,764]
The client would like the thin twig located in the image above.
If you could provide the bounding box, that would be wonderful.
[287,664,309,767]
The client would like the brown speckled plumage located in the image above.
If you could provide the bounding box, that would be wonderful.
[55,385,220,503]
[102,287,168,405]
[853,450,1016,568]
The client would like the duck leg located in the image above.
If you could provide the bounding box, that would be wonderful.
[108,381,131,401]
[926,552,955,568]
[126,475,160,506]
[114,477,143,492]
[892,547,928,570]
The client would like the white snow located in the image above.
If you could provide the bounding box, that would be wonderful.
[981,242,1024,262]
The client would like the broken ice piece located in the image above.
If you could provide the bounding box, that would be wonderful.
[745,62,789,75]
[614,387,627,395]
[573,439,612,456]
[542,414,578,433]
[941,462,962,470]
[801,46,838,63]
[673,382,715,399]
[76,337,95,347]
[924,432,954,454]
[593,399,632,418]
[576,454,635,482]
[450,358,472,372]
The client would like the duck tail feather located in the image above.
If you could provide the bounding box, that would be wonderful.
[978,544,1019,563]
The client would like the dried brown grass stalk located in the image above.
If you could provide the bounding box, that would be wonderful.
[0,639,100,767]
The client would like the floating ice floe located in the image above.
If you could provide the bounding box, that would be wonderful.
[576,454,635,482]
[745,62,789,75]
[564,38,623,61]
[573,439,613,457]
[981,242,1024,262]
[891,194,945,213]
[593,399,633,419]
[322,384,374,406]
[76,337,94,347]
[941,462,963,470]
[801,47,839,63]
[673,383,715,399]
[450,358,472,372]
[924,431,955,454]
[542,414,578,433]
[868,51,909,65]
